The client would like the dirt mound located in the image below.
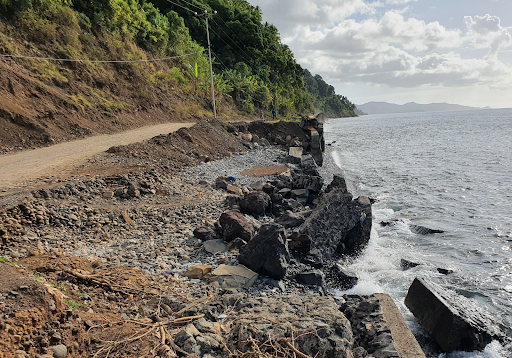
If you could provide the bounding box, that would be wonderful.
[106,120,248,169]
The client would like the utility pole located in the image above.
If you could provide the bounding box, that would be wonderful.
[205,12,217,119]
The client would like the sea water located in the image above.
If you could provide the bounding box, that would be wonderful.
[324,109,512,358]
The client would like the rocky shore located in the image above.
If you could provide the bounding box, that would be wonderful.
[0,120,428,358]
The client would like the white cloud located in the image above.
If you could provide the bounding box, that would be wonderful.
[249,0,512,106]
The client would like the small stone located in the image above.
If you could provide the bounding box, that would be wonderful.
[102,191,114,199]
[49,344,67,358]
[204,239,226,254]
[186,265,213,280]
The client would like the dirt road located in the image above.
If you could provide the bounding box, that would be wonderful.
[0,122,193,190]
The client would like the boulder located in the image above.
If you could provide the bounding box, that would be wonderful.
[290,189,308,204]
[291,174,324,192]
[326,174,351,197]
[252,134,260,143]
[240,191,271,216]
[239,223,290,279]
[400,259,420,270]
[295,270,325,286]
[275,210,308,228]
[300,190,372,259]
[301,155,320,176]
[288,147,302,164]
[326,264,358,291]
[404,277,505,352]
[219,211,258,242]
[186,265,213,279]
[261,138,271,147]
[227,295,353,358]
[209,264,258,289]
[288,232,311,253]
[277,188,292,198]
[193,226,217,241]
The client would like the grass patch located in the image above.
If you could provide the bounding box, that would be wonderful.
[68,94,92,112]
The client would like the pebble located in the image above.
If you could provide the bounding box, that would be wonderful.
[49,344,67,358]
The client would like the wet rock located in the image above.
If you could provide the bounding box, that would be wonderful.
[401,259,420,270]
[219,211,258,242]
[208,264,258,289]
[410,225,444,235]
[405,277,505,352]
[239,223,289,279]
[240,191,271,216]
[275,210,308,228]
[437,268,454,275]
[327,264,358,291]
[300,190,372,259]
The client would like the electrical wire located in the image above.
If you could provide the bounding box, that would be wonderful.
[208,26,254,65]
[164,0,197,14]
[0,50,204,63]
[179,0,207,12]
[210,18,254,64]
[215,15,255,57]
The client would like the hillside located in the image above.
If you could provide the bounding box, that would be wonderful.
[357,101,488,115]
[0,0,358,154]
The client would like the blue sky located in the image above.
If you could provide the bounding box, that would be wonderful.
[249,0,512,108]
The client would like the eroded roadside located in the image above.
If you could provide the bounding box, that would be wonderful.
[0,120,425,358]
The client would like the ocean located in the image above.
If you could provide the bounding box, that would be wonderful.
[324,109,512,358]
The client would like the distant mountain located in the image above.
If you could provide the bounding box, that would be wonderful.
[356,102,490,115]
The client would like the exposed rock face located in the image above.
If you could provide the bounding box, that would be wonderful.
[227,295,354,358]
[238,223,289,279]
[300,189,372,259]
[405,278,505,352]
[240,191,271,216]
[219,211,258,242]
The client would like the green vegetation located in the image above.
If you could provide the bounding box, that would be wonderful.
[0,0,356,117]
[304,70,356,118]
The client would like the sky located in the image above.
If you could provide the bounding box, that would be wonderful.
[248,0,512,108]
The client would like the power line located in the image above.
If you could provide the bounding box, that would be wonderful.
[180,0,207,12]
[211,50,230,71]
[216,15,254,57]
[210,18,254,64]
[0,50,205,63]
[164,0,197,14]
[208,26,254,65]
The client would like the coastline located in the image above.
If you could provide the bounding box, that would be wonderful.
[0,120,425,358]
